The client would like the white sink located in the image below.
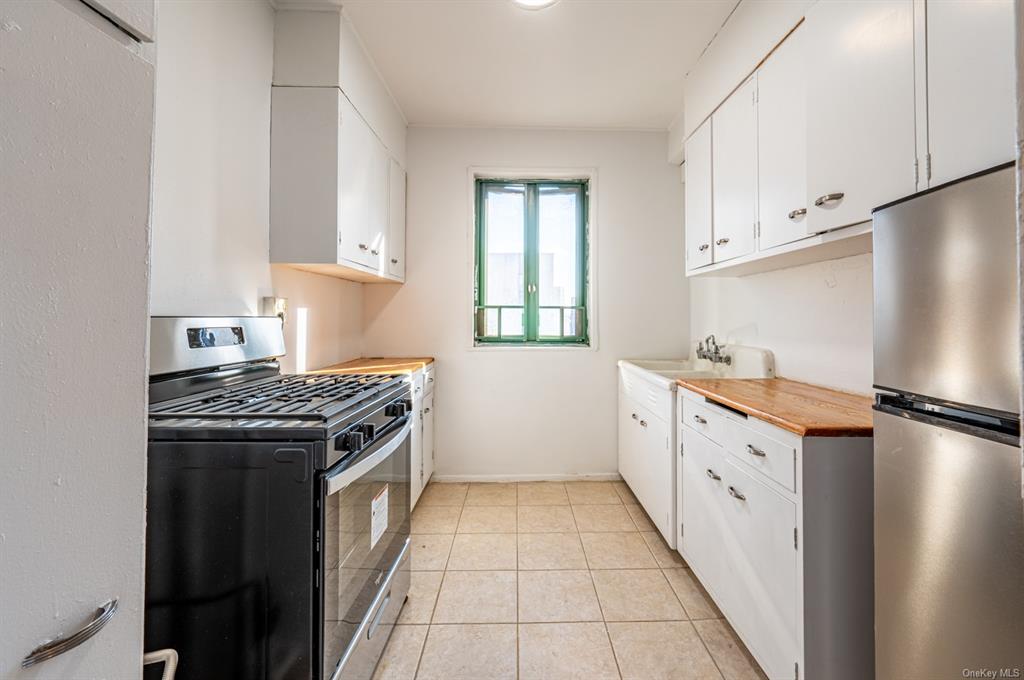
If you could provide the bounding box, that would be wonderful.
[619,343,776,391]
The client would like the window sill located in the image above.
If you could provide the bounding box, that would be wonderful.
[470,341,594,352]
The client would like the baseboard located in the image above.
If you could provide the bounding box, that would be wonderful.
[430,472,623,483]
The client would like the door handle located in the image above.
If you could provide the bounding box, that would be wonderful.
[371,248,380,256]
[728,486,747,501]
[639,420,648,428]
[697,244,710,252]
[706,468,721,481]
[788,208,807,220]
[22,599,118,668]
[715,238,730,246]
[814,192,844,207]
[390,257,399,264]
[631,413,638,420]
[358,243,369,251]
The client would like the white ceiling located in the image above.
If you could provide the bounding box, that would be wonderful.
[331,0,738,130]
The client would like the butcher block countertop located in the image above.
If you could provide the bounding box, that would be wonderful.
[309,357,434,375]
[676,377,873,437]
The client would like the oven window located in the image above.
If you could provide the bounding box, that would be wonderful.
[322,432,410,678]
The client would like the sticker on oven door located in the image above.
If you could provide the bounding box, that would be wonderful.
[370,484,389,550]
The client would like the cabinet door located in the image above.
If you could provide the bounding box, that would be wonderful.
[926,0,1015,186]
[422,392,435,484]
[684,120,714,270]
[367,137,389,271]
[618,390,638,489]
[758,26,809,250]
[338,95,374,266]
[639,411,674,547]
[681,429,732,608]
[720,458,798,680]
[388,159,407,279]
[712,76,758,262]
[805,0,916,233]
[409,374,425,509]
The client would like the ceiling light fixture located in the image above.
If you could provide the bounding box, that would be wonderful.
[512,0,560,10]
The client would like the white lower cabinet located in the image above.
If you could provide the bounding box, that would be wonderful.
[409,365,436,510]
[678,390,873,680]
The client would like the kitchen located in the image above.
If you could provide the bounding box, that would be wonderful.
[1,0,1022,679]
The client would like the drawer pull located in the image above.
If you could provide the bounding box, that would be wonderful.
[746,444,767,458]
[639,420,648,428]
[788,207,807,220]
[705,468,721,481]
[727,486,747,501]
[814,192,845,207]
[22,599,118,668]
[692,415,707,425]
[715,237,730,246]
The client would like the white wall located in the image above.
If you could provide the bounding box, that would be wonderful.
[151,0,364,372]
[362,127,687,479]
[690,254,874,393]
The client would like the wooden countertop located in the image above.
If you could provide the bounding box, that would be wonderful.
[309,357,434,375]
[676,377,873,437]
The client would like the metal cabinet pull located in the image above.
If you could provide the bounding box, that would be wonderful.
[715,237,730,246]
[371,248,379,255]
[788,208,807,220]
[692,415,707,425]
[631,413,638,421]
[358,243,369,251]
[706,468,721,481]
[728,486,747,501]
[22,599,118,668]
[390,257,399,264]
[639,420,648,428]
[814,192,845,207]
[424,407,431,414]
[746,444,766,458]
[697,244,710,252]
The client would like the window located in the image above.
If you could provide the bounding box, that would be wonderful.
[474,179,589,345]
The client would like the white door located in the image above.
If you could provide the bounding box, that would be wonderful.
[617,391,637,490]
[684,120,714,270]
[422,392,435,484]
[387,158,407,279]
[638,412,674,547]
[711,76,758,262]
[1,1,153,676]
[805,0,916,233]
[926,0,1016,186]
[757,25,809,250]
[680,430,731,606]
[338,94,374,267]
[367,135,389,272]
[719,459,798,680]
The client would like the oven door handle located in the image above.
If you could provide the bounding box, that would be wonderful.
[326,419,412,496]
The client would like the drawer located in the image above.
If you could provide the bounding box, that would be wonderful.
[619,368,672,422]
[681,397,728,443]
[723,419,796,492]
[423,364,435,396]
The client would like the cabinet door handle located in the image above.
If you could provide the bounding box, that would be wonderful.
[788,208,807,220]
[814,192,845,207]
[697,244,710,252]
[390,257,399,264]
[371,249,379,255]
[639,420,648,428]
[746,444,766,458]
[631,413,638,420]
[715,238,730,246]
[424,407,431,414]
[705,468,721,481]
[692,415,707,425]
[728,486,747,501]
[22,599,118,668]
[358,243,369,251]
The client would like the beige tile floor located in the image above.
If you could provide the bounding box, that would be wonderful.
[372,481,768,680]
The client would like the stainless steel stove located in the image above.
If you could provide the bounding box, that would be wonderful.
[145,316,411,680]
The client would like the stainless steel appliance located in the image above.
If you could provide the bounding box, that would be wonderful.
[145,316,411,680]
[872,163,1024,679]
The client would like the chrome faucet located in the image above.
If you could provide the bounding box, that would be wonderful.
[696,334,732,366]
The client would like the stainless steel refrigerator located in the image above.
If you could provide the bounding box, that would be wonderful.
[873,162,1024,679]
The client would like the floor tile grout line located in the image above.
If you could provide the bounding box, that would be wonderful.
[690,619,729,680]
[601,620,626,680]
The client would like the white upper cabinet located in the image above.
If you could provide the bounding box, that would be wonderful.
[684,119,714,270]
[757,25,808,251]
[388,159,407,279]
[925,0,1016,186]
[804,0,916,234]
[711,76,758,262]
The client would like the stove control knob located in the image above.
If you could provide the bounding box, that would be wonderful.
[360,423,377,440]
[336,430,364,452]
[385,402,407,417]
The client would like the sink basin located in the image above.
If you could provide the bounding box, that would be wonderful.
[619,344,776,390]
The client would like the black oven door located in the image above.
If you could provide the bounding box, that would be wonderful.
[320,418,411,680]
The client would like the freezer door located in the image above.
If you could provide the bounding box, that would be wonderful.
[874,408,1024,679]
[873,164,1019,415]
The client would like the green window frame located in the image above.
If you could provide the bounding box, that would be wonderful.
[474,178,590,346]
